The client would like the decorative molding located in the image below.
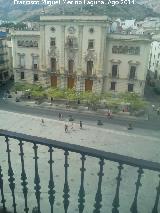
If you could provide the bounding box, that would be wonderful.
[110,59,121,64]
[17,40,38,48]
[84,50,97,62]
[68,26,76,34]
[128,60,140,65]
[112,45,140,55]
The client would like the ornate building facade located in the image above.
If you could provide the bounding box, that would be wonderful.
[0,32,12,85]
[11,16,151,95]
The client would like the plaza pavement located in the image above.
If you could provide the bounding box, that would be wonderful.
[0,110,160,213]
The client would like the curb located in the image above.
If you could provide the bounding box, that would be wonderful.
[9,99,148,122]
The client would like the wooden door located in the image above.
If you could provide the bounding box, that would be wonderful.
[85,79,93,91]
[51,75,57,87]
[68,77,74,89]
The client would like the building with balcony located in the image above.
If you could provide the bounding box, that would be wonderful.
[11,16,151,95]
[0,32,12,85]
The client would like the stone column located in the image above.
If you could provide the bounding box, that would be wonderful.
[98,25,107,93]
[78,25,83,75]
[40,24,46,70]
[60,25,65,74]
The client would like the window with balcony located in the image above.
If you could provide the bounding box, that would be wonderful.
[21,72,24,80]
[88,40,94,49]
[50,38,56,47]
[51,58,56,73]
[112,65,118,77]
[128,83,134,92]
[34,74,38,81]
[129,66,136,79]
[68,38,73,48]
[87,61,93,76]
[111,82,116,91]
[68,60,74,74]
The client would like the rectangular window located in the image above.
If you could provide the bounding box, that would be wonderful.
[51,58,56,72]
[68,60,74,74]
[20,56,25,67]
[68,38,73,48]
[21,72,24,80]
[87,61,93,75]
[88,40,94,49]
[111,82,116,90]
[33,57,38,70]
[128,83,134,92]
[129,66,136,79]
[50,38,56,47]
[112,65,118,77]
[33,64,38,69]
[0,73,3,80]
[34,74,38,81]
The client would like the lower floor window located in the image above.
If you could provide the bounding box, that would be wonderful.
[21,72,24,80]
[128,83,134,92]
[111,82,116,90]
[34,74,38,81]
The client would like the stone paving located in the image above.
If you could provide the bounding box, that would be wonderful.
[0,110,160,213]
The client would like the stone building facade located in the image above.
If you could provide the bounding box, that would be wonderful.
[0,32,12,85]
[11,16,151,95]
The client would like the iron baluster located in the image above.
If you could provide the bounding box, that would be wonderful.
[112,163,124,213]
[33,143,41,213]
[48,146,55,213]
[130,167,144,213]
[19,140,29,213]
[152,174,160,213]
[0,165,6,211]
[78,154,86,213]
[6,136,17,213]
[93,158,105,213]
[63,150,70,213]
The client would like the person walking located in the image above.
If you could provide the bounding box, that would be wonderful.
[80,121,82,129]
[65,124,68,133]
[157,107,160,115]
[58,113,61,120]
[41,119,45,126]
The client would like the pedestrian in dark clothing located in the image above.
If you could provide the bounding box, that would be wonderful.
[77,99,80,104]
[157,108,160,115]
[59,113,61,120]
[80,121,82,129]
[65,124,68,133]
[41,119,45,126]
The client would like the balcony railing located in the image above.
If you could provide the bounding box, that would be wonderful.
[0,129,160,213]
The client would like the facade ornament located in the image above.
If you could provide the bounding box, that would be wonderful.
[84,50,97,62]
[68,26,76,34]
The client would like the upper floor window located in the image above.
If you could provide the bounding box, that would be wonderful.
[51,58,56,73]
[33,57,38,70]
[50,38,56,47]
[112,65,118,77]
[68,38,73,48]
[87,60,93,75]
[129,66,136,79]
[88,40,94,49]
[68,60,74,74]
[19,55,25,68]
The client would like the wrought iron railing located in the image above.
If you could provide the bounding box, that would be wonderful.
[0,129,160,213]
